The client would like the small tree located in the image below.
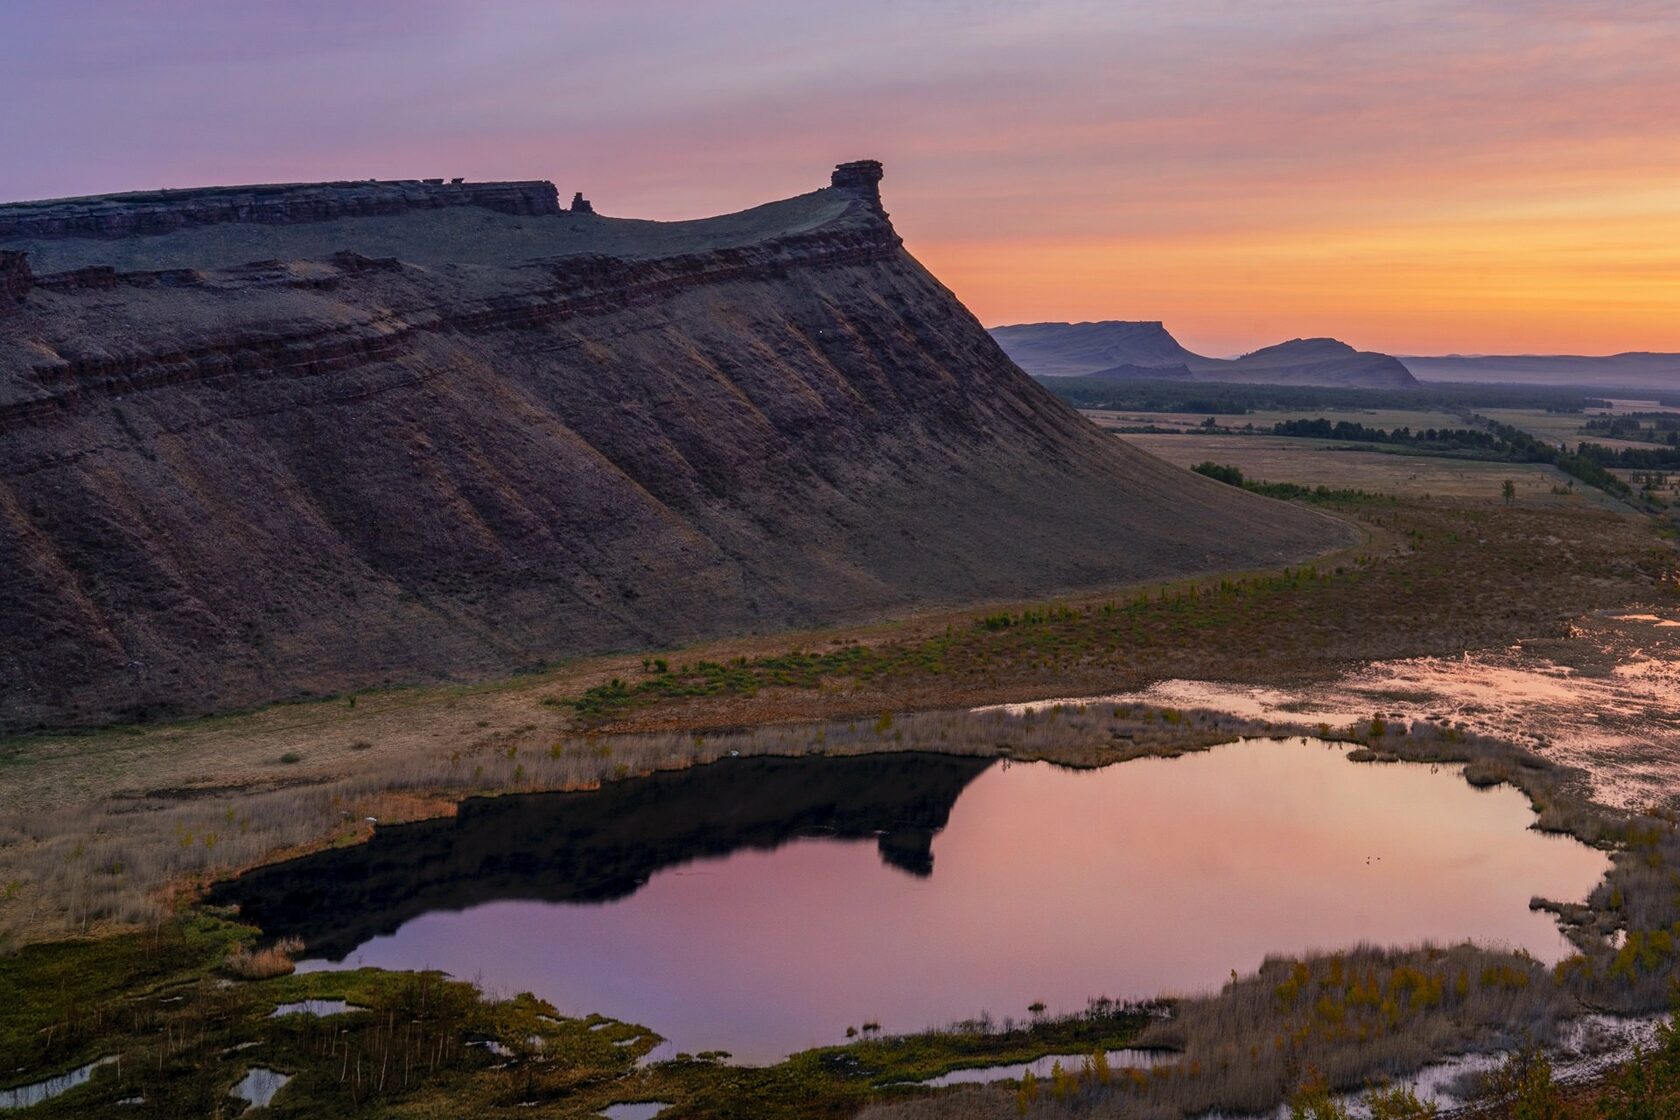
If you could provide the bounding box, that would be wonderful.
[1489,1050,1567,1120]
[1051,1060,1078,1100]
[1503,479,1517,505]
[1367,1084,1438,1120]
[1017,1070,1039,1115]
[1290,1070,1351,1120]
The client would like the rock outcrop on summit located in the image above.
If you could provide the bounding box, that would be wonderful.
[0,164,1348,729]
[992,320,1419,388]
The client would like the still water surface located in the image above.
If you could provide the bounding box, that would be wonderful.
[229,740,1607,1063]
[1046,606,1680,809]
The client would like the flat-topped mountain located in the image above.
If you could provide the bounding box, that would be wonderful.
[987,321,1198,377]
[0,164,1346,729]
[992,320,1419,388]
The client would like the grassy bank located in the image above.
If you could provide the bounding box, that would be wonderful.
[0,704,1282,945]
[559,496,1673,732]
[0,911,1156,1118]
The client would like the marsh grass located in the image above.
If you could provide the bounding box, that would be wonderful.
[0,702,1273,946]
[0,913,671,1116]
[0,907,1167,1120]
[563,567,1352,723]
[556,499,1676,731]
[224,935,302,980]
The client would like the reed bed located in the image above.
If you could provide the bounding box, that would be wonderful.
[0,701,1273,945]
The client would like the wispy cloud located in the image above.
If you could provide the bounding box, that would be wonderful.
[3,1,1676,352]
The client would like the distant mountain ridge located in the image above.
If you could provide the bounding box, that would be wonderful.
[990,320,1419,388]
[1401,352,1680,391]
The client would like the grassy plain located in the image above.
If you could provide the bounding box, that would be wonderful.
[1479,407,1665,453]
[0,907,1162,1118]
[2,477,1664,831]
[1120,432,1626,505]
[1084,406,1471,433]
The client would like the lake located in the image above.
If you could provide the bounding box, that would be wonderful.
[216,739,1608,1064]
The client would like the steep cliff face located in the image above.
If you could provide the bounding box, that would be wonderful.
[0,165,1347,729]
[0,252,29,305]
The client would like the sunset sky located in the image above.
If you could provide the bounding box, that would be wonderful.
[4,1,1679,355]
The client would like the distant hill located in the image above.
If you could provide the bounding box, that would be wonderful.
[991,321,1418,388]
[988,321,1199,378]
[1401,353,1680,391]
[1223,338,1419,388]
[1088,361,1196,381]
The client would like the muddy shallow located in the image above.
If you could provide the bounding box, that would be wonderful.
[1034,605,1680,810]
[223,740,1607,1063]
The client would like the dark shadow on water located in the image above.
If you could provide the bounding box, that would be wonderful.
[210,752,993,960]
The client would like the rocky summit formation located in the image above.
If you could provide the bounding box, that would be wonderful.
[0,164,1347,729]
[992,320,1419,388]
[0,178,559,241]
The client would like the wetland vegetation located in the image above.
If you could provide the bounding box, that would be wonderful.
[1,447,1675,1119]
[7,693,1680,1118]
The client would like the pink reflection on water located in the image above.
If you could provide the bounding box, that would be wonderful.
[323,739,1605,1062]
[1344,610,1680,810]
[1043,608,1680,811]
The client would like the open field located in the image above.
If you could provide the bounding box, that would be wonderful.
[1481,408,1675,454]
[1084,406,1470,433]
[1117,433,1628,506]
[2,547,1376,819]
[1,486,1668,833]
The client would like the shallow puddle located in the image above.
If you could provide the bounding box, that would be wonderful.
[913,1047,1175,1087]
[268,998,362,1018]
[1057,606,1680,810]
[599,1104,672,1120]
[221,741,1606,1062]
[230,1067,290,1111]
[0,1057,116,1110]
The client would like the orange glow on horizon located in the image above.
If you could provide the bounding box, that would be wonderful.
[919,207,1680,357]
[9,3,1680,357]
[900,137,1680,357]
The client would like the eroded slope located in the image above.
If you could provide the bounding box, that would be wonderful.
[0,165,1348,728]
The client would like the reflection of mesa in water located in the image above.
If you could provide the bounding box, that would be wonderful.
[210,752,990,960]
[210,740,1609,1063]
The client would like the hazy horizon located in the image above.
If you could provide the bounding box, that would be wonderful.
[6,1,1680,356]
